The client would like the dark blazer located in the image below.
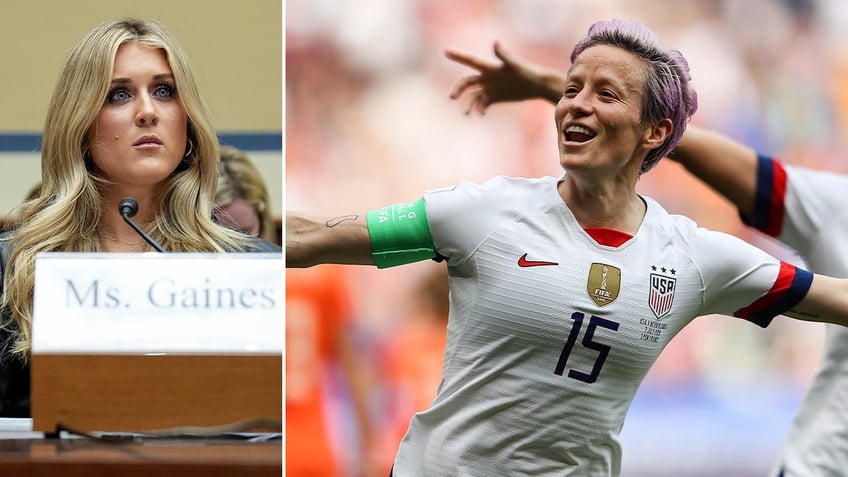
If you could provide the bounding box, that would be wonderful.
[0,235,28,417]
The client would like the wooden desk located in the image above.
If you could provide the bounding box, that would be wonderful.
[31,354,282,432]
[0,437,282,477]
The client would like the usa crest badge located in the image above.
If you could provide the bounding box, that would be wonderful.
[587,263,621,307]
[649,272,676,319]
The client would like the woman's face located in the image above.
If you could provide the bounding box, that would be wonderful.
[87,42,188,188]
[554,44,652,178]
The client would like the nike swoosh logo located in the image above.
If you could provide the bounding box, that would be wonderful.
[517,253,559,267]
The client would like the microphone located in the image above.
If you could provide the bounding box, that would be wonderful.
[118,197,166,253]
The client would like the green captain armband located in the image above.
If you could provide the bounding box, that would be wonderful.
[366,198,437,268]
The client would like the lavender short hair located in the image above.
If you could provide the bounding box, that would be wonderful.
[571,19,698,174]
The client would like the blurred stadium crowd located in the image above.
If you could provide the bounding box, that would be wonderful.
[285,0,848,475]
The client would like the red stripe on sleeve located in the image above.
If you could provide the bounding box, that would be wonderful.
[734,261,795,319]
[763,160,787,237]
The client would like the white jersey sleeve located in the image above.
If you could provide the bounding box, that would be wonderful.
[748,157,848,276]
[691,225,810,325]
[424,176,560,266]
[746,156,848,477]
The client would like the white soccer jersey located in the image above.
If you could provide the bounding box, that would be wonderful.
[746,157,848,477]
[389,175,811,477]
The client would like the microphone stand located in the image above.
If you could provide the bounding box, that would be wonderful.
[118,197,167,253]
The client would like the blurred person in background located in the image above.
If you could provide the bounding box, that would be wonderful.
[214,145,279,244]
[286,264,380,477]
[673,131,848,477]
[673,129,844,477]
[287,19,848,476]
[445,32,847,477]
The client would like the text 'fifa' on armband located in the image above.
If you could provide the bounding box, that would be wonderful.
[366,198,437,268]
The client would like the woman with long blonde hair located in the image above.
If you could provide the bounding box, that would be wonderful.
[0,18,279,417]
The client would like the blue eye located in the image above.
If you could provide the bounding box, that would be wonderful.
[108,88,131,103]
[154,84,174,98]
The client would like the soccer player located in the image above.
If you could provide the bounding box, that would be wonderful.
[444,34,848,477]
[287,19,848,476]
[673,129,844,477]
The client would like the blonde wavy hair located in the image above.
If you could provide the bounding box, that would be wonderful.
[215,145,278,244]
[1,18,254,359]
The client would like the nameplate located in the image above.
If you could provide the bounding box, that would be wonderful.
[32,252,282,354]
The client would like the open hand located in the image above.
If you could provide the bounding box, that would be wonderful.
[444,41,564,115]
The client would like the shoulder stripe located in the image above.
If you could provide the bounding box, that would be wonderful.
[745,155,787,237]
[734,261,812,327]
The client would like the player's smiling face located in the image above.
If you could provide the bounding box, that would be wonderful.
[554,45,651,177]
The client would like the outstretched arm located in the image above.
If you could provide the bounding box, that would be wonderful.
[790,274,848,328]
[286,211,375,268]
[445,41,762,217]
[445,41,565,114]
[670,126,759,217]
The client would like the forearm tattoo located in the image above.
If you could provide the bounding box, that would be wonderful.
[326,215,358,228]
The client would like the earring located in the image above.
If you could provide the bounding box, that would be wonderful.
[184,139,195,159]
[175,139,195,173]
